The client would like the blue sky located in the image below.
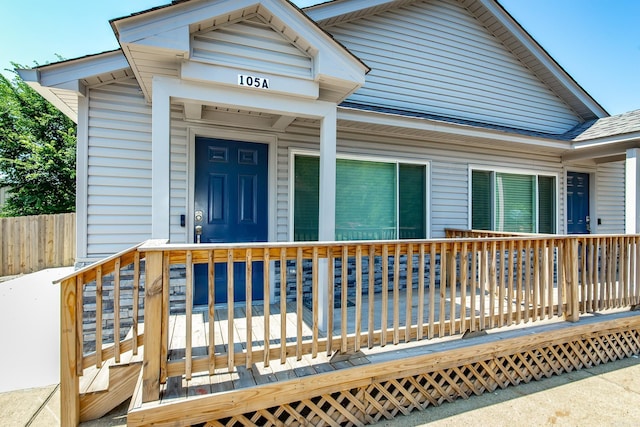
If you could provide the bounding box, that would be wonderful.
[2,0,638,115]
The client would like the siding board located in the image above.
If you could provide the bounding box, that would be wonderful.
[192,17,313,78]
[86,79,152,257]
[328,0,581,134]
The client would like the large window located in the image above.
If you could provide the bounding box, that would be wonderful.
[293,154,427,241]
[472,170,556,233]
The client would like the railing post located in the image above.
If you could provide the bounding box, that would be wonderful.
[566,238,580,322]
[60,277,79,426]
[142,242,166,403]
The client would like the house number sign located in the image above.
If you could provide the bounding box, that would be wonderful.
[238,74,270,89]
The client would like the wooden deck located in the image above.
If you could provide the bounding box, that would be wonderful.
[58,235,640,426]
[128,308,640,426]
[157,284,561,403]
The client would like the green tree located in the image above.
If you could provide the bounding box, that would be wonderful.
[0,66,76,216]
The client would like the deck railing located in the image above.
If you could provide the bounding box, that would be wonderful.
[58,244,145,426]
[58,233,640,424]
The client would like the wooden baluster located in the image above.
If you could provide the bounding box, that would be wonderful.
[368,245,375,349]
[417,244,425,340]
[95,266,103,368]
[208,250,216,374]
[470,241,478,332]
[280,247,287,364]
[621,237,628,307]
[439,242,447,336]
[355,245,363,352]
[327,247,335,355]
[515,240,523,324]
[405,243,414,343]
[592,238,599,311]
[381,245,389,346]
[498,241,506,328]
[428,244,436,339]
[557,240,565,318]
[296,247,303,361]
[581,238,588,313]
[488,241,496,328]
[567,239,580,322]
[76,275,83,376]
[114,258,121,363]
[246,249,253,368]
[449,242,457,336]
[479,241,487,331]
[185,251,193,380]
[312,246,319,358]
[547,241,554,319]
[132,252,140,356]
[507,240,515,326]
[631,236,640,305]
[341,245,349,353]
[541,240,548,320]
[262,249,270,368]
[393,244,400,344]
[533,239,540,321]
[227,249,234,371]
[608,237,615,308]
[524,240,531,323]
[160,252,170,384]
[460,242,468,334]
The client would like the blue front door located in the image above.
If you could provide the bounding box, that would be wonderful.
[567,171,590,234]
[193,137,268,304]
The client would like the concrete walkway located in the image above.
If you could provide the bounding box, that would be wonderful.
[1,267,639,426]
[0,267,74,394]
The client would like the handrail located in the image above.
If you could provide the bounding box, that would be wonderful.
[59,242,147,426]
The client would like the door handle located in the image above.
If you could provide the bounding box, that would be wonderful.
[195,225,203,244]
[194,210,204,243]
[586,216,591,233]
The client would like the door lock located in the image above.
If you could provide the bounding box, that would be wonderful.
[586,216,591,233]
[194,210,204,243]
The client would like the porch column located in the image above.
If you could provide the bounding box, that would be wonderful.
[317,106,337,331]
[626,148,640,234]
[151,77,171,239]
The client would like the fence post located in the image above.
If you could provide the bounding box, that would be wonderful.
[60,277,79,426]
[566,239,580,322]
[141,241,167,403]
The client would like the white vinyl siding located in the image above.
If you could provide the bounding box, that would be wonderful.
[192,16,313,78]
[327,0,581,134]
[596,161,626,233]
[170,108,189,244]
[86,79,152,257]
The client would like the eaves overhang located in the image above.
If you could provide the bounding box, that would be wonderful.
[16,50,132,123]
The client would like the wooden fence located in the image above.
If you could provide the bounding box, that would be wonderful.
[0,213,75,276]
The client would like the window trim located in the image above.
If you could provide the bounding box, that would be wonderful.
[289,149,431,241]
[468,165,559,233]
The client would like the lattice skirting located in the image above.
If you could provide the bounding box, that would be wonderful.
[203,326,640,427]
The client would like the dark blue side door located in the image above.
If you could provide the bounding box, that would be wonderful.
[194,137,268,305]
[567,171,590,234]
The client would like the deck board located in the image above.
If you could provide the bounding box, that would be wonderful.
[158,286,560,404]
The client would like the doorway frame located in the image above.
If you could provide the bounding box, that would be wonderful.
[186,126,277,245]
[565,167,596,234]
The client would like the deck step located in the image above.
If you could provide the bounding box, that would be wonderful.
[79,326,144,422]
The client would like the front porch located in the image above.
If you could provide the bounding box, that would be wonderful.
[59,231,640,426]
